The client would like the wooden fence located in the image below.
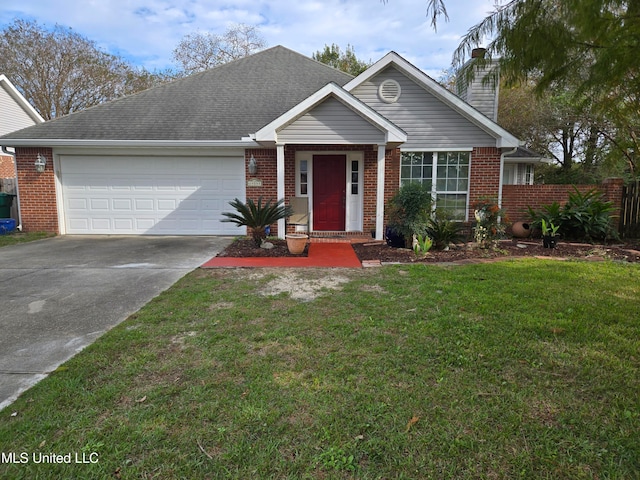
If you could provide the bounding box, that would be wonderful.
[620,180,640,238]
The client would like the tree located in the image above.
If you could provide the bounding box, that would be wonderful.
[0,19,168,120]
[500,82,596,169]
[172,24,266,75]
[312,44,371,76]
[450,0,640,176]
[392,0,639,176]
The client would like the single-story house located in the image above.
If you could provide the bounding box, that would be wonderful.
[0,45,542,239]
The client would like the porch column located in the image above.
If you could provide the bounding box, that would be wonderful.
[375,144,386,241]
[276,143,286,238]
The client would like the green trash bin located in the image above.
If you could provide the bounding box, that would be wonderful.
[0,192,15,218]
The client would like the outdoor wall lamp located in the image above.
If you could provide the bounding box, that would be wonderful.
[248,155,258,175]
[35,153,47,173]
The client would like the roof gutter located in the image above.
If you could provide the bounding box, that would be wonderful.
[0,139,262,148]
[1,145,20,231]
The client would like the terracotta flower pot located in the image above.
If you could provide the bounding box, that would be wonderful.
[512,221,531,238]
[286,234,308,254]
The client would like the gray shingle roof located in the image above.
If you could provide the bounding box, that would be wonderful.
[0,46,353,142]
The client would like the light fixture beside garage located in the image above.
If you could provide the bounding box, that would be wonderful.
[248,155,258,175]
[35,153,47,173]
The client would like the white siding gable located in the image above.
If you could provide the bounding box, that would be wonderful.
[278,97,385,145]
[351,66,496,150]
[0,76,43,136]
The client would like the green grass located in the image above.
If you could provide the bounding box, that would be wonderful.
[0,231,54,247]
[1,260,639,479]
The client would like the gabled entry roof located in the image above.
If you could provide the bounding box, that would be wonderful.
[254,82,407,147]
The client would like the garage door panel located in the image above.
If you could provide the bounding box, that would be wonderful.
[60,156,245,235]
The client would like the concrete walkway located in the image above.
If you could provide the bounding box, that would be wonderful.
[0,235,231,411]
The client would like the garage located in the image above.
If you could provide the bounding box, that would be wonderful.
[58,155,245,235]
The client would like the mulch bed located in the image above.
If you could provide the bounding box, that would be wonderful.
[216,239,309,257]
[219,237,640,264]
[352,239,640,264]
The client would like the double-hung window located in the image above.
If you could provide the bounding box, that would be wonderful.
[400,151,470,219]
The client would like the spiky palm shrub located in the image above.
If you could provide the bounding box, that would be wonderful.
[222,197,293,247]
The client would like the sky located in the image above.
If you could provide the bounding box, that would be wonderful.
[0,0,498,79]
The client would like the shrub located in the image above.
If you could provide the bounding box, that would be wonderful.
[425,209,466,250]
[386,182,432,246]
[222,197,292,247]
[473,198,509,247]
[528,187,618,242]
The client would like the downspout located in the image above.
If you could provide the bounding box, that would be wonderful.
[498,146,518,209]
[1,145,21,231]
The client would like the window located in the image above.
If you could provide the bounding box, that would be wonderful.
[400,151,470,219]
[400,152,432,188]
[299,160,308,195]
[351,161,359,195]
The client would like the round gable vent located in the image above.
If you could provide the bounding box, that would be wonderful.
[378,79,401,103]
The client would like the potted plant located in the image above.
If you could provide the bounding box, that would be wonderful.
[541,219,560,248]
[285,233,308,254]
[221,197,292,247]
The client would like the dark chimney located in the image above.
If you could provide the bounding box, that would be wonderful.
[471,48,486,59]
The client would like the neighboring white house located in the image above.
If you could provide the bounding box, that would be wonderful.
[0,74,44,177]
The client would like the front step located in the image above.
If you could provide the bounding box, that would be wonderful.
[309,231,373,244]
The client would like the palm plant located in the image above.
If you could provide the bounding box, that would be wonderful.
[426,209,466,250]
[222,197,293,247]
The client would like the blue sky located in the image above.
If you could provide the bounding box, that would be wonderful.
[0,0,497,78]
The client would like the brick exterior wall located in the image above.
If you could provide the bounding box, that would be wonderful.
[15,147,58,233]
[246,145,393,235]
[21,142,616,238]
[469,147,502,217]
[502,178,625,229]
[0,154,15,178]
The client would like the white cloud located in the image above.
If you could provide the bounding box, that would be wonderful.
[0,0,497,74]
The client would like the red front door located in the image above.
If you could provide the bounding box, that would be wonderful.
[313,155,346,231]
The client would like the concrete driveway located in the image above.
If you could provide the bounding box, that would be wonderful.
[0,235,231,411]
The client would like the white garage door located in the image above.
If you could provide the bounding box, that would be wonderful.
[59,155,245,235]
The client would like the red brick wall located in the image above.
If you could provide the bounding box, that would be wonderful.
[243,146,506,233]
[502,178,625,229]
[0,154,15,178]
[469,147,502,216]
[15,147,58,233]
[245,145,396,234]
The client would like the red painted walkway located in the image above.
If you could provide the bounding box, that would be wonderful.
[202,242,362,268]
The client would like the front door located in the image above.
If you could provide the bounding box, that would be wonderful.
[313,155,346,230]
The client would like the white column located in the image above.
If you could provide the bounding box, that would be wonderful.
[277,143,286,238]
[375,145,386,241]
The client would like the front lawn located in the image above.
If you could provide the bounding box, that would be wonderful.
[1,260,638,479]
[0,231,54,247]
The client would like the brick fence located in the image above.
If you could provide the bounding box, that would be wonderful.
[502,178,625,229]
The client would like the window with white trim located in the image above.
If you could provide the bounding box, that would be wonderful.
[299,159,309,195]
[400,151,470,219]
